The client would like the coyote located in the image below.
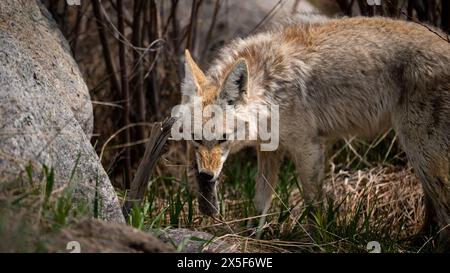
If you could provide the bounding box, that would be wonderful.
[178,17,450,247]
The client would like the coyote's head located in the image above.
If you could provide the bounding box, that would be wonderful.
[172,50,258,216]
[172,51,274,215]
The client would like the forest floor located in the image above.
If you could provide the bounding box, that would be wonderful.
[123,130,441,253]
[0,130,442,253]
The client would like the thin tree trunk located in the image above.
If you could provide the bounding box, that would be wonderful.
[385,0,399,18]
[132,0,147,147]
[91,0,121,98]
[358,0,368,16]
[442,0,450,33]
[414,0,428,22]
[70,5,83,58]
[201,0,221,60]
[170,0,180,52]
[117,0,132,189]
[407,0,414,19]
[148,0,160,119]
[185,0,203,52]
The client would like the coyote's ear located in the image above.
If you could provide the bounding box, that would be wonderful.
[220,59,249,105]
[182,49,206,99]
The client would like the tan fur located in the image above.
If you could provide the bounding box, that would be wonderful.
[185,50,218,106]
[197,145,223,173]
[181,17,450,249]
[185,49,206,86]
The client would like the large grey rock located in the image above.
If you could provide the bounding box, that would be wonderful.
[46,219,174,253]
[1,0,93,134]
[0,0,124,222]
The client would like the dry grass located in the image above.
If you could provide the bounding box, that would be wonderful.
[218,166,425,253]
[323,166,423,238]
[128,154,432,252]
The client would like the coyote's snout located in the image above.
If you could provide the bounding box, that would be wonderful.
[176,17,450,248]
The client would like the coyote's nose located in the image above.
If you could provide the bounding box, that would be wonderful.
[198,171,215,182]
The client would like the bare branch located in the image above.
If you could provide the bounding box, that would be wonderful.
[122,118,177,217]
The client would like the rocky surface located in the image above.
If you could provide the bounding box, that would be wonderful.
[1,0,93,134]
[156,228,240,253]
[46,219,174,253]
[0,0,124,222]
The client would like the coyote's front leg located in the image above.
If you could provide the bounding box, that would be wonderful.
[254,149,284,215]
[290,138,326,208]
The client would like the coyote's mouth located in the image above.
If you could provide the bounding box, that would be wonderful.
[197,174,219,216]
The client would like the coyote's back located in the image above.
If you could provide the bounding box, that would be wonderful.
[207,17,450,138]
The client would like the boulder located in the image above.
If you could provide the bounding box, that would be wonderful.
[0,0,124,222]
[46,219,174,253]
